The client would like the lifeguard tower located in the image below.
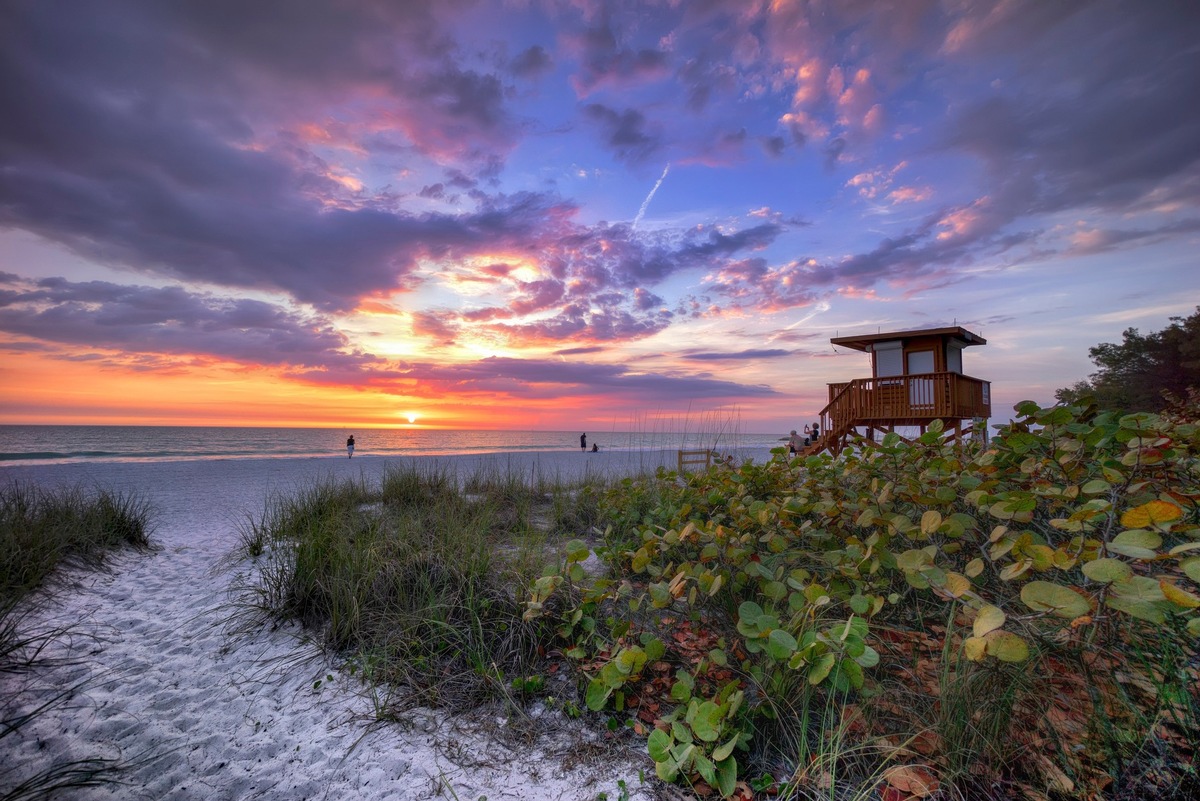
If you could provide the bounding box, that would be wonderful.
[805,326,991,456]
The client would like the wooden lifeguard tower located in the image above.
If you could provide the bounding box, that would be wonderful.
[805,326,992,456]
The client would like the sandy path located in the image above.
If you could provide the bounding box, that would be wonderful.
[2,452,732,800]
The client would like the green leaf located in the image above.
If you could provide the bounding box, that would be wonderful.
[1111,575,1166,602]
[1106,595,1165,624]
[693,751,717,785]
[647,728,672,762]
[808,652,837,685]
[643,637,666,662]
[738,600,765,625]
[853,644,880,668]
[631,549,650,573]
[671,670,694,703]
[1107,529,1162,559]
[565,539,590,562]
[1081,558,1132,583]
[654,758,678,782]
[716,755,738,799]
[837,657,865,690]
[1108,576,1167,623]
[712,732,739,762]
[896,549,931,571]
[615,647,646,676]
[762,580,787,601]
[1020,581,1092,618]
[690,701,724,743]
[766,628,798,661]
[585,678,612,711]
[1182,557,1200,584]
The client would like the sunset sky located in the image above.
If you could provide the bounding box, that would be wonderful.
[2,0,1198,432]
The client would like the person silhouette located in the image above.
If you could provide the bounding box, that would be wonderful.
[580,433,587,452]
[346,435,355,458]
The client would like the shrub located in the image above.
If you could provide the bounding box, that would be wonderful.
[526,402,1200,799]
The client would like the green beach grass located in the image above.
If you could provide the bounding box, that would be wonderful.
[235,402,1200,801]
[1,481,154,801]
[235,461,610,716]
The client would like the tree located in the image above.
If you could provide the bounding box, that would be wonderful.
[1055,307,1200,412]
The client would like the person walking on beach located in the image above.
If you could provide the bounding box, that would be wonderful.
[580,433,587,452]
[346,434,355,458]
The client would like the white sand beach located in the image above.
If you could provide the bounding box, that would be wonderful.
[1,449,767,800]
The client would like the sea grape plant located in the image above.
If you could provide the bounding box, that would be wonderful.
[525,400,1199,798]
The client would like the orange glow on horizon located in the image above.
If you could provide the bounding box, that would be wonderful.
[0,347,640,430]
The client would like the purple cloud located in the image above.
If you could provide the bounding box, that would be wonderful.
[0,277,375,371]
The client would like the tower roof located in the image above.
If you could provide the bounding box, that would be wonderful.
[830,326,986,352]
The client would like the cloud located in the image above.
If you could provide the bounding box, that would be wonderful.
[3,0,1198,414]
[565,20,670,96]
[389,356,778,402]
[683,349,793,361]
[582,103,663,165]
[0,272,780,405]
[0,276,376,371]
[511,45,553,78]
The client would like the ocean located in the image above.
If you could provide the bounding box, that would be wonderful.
[0,425,782,465]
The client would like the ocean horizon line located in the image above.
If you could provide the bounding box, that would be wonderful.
[0,424,783,467]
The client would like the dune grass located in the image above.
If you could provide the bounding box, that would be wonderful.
[1,481,153,660]
[0,481,154,801]
[237,461,610,714]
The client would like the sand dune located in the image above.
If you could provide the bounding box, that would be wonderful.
[4,450,766,800]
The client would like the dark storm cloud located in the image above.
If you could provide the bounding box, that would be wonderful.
[0,277,376,371]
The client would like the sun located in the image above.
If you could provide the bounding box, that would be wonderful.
[404,412,420,424]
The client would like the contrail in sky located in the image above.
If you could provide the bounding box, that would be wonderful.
[632,163,670,230]
[767,300,832,343]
